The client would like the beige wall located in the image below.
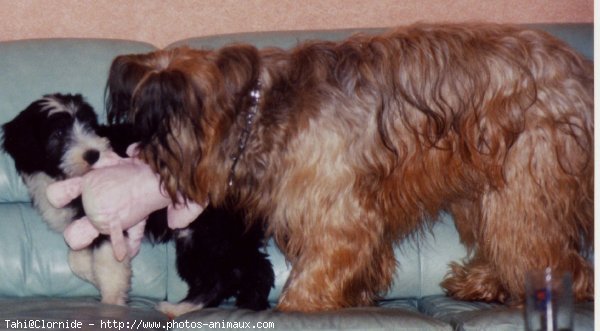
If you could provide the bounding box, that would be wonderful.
[0,0,593,48]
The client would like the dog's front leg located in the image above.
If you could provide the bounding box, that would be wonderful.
[276,209,396,312]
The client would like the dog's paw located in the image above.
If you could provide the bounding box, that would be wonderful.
[441,261,510,303]
[100,296,127,306]
[155,301,204,319]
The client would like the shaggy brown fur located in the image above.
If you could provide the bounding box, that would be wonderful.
[107,23,593,312]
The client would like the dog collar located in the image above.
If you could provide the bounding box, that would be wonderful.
[228,82,262,188]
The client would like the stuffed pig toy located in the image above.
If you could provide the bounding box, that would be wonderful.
[46,145,206,261]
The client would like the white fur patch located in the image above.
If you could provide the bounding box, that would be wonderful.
[23,172,75,232]
[175,228,192,239]
[175,228,195,248]
[40,96,78,116]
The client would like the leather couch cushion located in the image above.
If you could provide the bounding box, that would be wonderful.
[171,306,452,331]
[419,295,594,331]
[0,297,167,330]
[0,203,169,300]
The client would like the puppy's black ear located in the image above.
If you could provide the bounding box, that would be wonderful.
[106,54,154,125]
[2,103,45,175]
[216,44,261,97]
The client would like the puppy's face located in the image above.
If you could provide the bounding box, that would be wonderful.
[2,93,110,178]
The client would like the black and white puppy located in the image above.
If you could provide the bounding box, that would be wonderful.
[2,93,135,305]
[2,93,274,314]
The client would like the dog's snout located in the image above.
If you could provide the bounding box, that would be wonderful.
[83,150,100,165]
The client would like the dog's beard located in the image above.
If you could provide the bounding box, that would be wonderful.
[59,121,110,177]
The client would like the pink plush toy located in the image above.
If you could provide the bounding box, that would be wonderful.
[46,145,206,261]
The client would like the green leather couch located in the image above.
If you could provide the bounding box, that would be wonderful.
[0,24,593,331]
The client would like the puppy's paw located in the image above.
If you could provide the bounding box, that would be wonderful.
[155,301,204,319]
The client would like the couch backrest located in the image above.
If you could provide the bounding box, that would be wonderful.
[168,23,593,59]
[0,39,157,203]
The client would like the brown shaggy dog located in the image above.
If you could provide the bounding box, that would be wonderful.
[106,23,593,312]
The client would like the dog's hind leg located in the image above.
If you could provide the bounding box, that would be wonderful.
[446,127,593,303]
[276,205,397,312]
[442,201,511,302]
